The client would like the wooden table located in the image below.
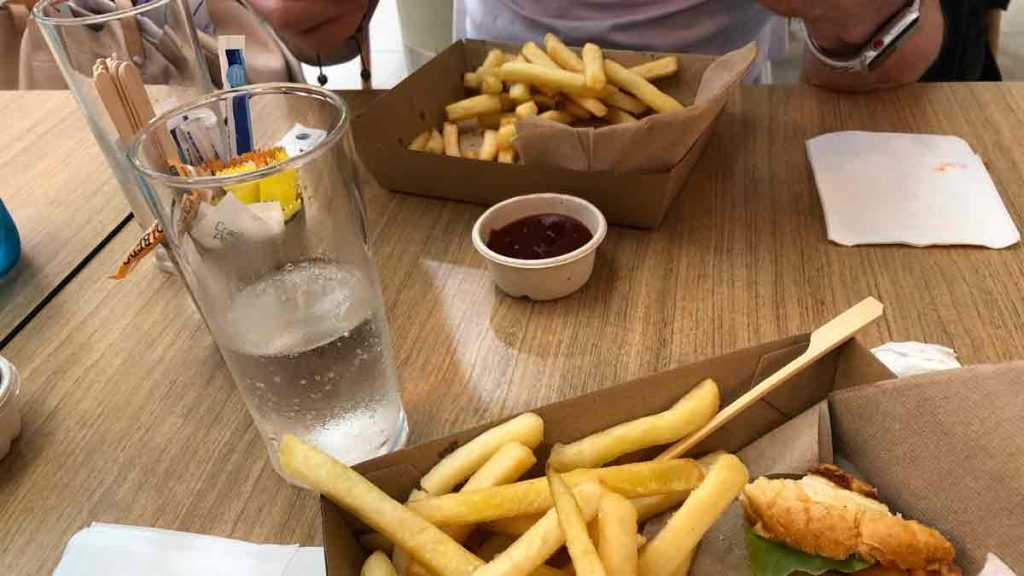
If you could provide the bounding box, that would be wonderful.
[2,83,1024,575]
[0,92,133,346]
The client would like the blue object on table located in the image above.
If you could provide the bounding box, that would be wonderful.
[0,198,21,278]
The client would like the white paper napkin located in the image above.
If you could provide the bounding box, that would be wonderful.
[871,341,961,377]
[52,523,325,576]
[806,131,1020,248]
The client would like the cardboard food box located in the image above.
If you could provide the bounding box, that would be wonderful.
[321,333,895,574]
[351,39,753,229]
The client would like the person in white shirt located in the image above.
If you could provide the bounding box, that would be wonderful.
[248,0,946,91]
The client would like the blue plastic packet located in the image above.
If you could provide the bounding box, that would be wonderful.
[218,35,253,156]
[0,198,21,278]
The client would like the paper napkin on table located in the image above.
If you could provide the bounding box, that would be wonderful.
[871,341,961,377]
[52,523,325,576]
[806,131,1020,248]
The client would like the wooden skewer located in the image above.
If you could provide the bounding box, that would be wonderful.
[657,297,884,460]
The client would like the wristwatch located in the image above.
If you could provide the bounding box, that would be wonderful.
[803,0,921,72]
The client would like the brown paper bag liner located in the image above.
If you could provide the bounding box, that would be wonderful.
[515,43,758,174]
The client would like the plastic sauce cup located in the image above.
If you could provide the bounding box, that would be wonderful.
[0,356,22,460]
[472,193,608,301]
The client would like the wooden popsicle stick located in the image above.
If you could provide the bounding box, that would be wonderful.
[93,68,136,145]
[118,60,182,166]
[657,297,884,460]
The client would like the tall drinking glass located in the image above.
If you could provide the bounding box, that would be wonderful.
[128,84,408,476]
[34,0,213,270]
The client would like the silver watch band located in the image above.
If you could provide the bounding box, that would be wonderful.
[803,0,922,72]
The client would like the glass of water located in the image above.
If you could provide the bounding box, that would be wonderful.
[128,84,407,478]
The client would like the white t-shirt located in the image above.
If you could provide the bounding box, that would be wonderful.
[460,0,787,83]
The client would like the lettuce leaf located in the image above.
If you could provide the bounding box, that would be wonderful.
[746,528,873,576]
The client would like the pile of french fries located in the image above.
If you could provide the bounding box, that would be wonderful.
[280,377,751,576]
[407,33,683,164]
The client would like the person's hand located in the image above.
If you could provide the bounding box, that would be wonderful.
[248,0,369,64]
[758,0,906,57]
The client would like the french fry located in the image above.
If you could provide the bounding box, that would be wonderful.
[487,491,690,537]
[447,94,503,122]
[509,82,531,103]
[548,379,719,471]
[425,129,445,155]
[543,33,584,72]
[464,71,482,90]
[278,435,483,576]
[420,412,544,495]
[481,75,504,95]
[500,62,588,96]
[479,129,499,161]
[497,124,517,151]
[568,94,606,118]
[407,130,431,152]
[603,108,637,125]
[533,94,556,110]
[443,441,539,542]
[464,441,537,491]
[363,551,399,576]
[475,482,605,576]
[408,459,704,525]
[479,112,503,130]
[500,93,516,111]
[485,514,543,536]
[481,48,505,70]
[516,101,539,118]
[637,454,749,576]
[538,110,574,125]
[603,59,683,113]
[464,150,479,160]
[522,41,561,70]
[581,43,606,90]
[497,147,517,164]
[500,114,517,127]
[628,57,678,82]
[561,99,591,120]
[631,491,690,522]
[600,89,648,116]
[443,122,461,157]
[392,548,409,576]
[597,492,638,576]
[360,532,394,554]
[477,534,515,561]
[549,470,606,576]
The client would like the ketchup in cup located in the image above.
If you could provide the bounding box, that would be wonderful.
[486,213,594,260]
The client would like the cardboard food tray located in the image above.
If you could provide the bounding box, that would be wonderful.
[351,39,731,229]
[321,333,895,575]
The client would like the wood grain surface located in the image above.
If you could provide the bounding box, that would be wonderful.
[0,92,132,343]
[2,83,1024,574]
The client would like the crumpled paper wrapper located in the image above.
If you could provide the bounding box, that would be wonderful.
[514,43,757,173]
[689,364,1024,575]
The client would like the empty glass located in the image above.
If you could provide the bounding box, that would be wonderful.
[34,0,213,270]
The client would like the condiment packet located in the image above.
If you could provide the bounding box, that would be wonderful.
[277,123,327,157]
[190,194,283,250]
[109,221,164,280]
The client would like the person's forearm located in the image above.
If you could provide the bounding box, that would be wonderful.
[802,0,944,92]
